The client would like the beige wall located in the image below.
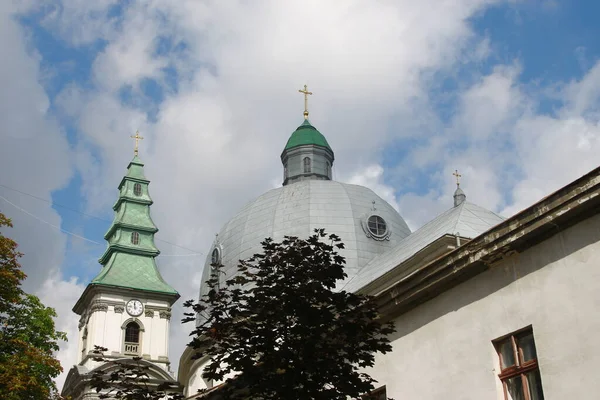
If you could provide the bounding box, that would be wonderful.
[80,293,172,372]
[367,213,600,399]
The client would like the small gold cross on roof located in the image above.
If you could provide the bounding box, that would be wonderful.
[130,131,144,156]
[453,169,462,186]
[298,84,313,119]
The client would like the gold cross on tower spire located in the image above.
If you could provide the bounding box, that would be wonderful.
[298,84,313,120]
[453,169,462,187]
[130,130,144,156]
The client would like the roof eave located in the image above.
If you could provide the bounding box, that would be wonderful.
[73,283,180,314]
[375,166,600,322]
[98,245,160,264]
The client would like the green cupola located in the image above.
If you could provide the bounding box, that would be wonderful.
[283,119,332,150]
[281,85,335,186]
[89,154,178,296]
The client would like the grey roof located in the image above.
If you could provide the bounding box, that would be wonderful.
[342,201,504,293]
[199,180,412,301]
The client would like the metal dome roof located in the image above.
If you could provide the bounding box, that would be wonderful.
[199,180,411,299]
[284,119,331,150]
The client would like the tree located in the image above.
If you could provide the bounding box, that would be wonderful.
[0,212,67,400]
[184,229,395,400]
[88,346,184,400]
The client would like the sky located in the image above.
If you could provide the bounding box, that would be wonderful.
[1,0,600,389]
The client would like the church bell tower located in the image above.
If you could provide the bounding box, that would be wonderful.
[62,134,180,399]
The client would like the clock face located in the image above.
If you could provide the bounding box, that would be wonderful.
[126,299,143,316]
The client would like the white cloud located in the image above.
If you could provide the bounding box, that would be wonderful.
[39,0,121,46]
[52,0,507,379]
[0,2,72,290]
[348,165,401,212]
[455,63,525,139]
[563,61,600,118]
[37,275,86,388]
[0,1,76,388]
[8,0,600,391]
[505,114,600,215]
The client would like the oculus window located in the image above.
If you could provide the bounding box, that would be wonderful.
[367,215,387,237]
[362,214,391,241]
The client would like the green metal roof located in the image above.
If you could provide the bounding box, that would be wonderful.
[125,155,147,180]
[284,119,331,150]
[89,155,178,296]
[92,253,178,295]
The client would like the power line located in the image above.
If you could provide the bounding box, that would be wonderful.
[0,194,102,245]
[0,184,204,256]
[0,183,108,222]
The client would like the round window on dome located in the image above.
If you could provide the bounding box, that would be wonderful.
[367,215,387,237]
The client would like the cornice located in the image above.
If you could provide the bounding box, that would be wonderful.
[375,167,600,321]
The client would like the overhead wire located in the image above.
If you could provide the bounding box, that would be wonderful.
[0,184,204,257]
[0,194,102,245]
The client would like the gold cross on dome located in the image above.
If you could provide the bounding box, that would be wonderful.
[453,169,462,186]
[130,131,144,156]
[298,84,313,119]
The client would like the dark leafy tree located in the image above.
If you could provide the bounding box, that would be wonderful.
[183,229,395,399]
[89,346,184,400]
[0,212,67,400]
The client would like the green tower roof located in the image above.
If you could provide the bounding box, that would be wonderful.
[91,155,178,296]
[284,119,331,150]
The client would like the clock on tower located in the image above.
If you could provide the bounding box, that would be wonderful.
[126,299,143,316]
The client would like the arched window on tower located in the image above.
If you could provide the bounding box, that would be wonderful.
[303,157,311,174]
[124,321,141,355]
[131,231,140,245]
[133,183,142,196]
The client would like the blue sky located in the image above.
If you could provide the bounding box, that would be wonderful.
[2,0,600,387]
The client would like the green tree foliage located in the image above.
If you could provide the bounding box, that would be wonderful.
[184,229,395,400]
[0,212,67,400]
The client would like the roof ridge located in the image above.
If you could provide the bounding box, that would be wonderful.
[448,202,466,234]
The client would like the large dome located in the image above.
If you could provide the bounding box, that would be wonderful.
[199,180,411,298]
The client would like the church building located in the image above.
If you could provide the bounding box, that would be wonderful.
[63,89,600,400]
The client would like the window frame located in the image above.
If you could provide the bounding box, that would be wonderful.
[303,156,311,173]
[125,321,141,343]
[131,231,140,245]
[133,182,142,196]
[123,320,142,356]
[367,215,387,237]
[493,326,544,400]
[211,248,220,265]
